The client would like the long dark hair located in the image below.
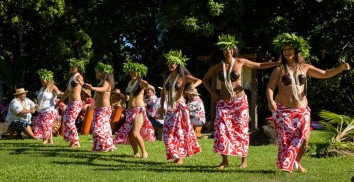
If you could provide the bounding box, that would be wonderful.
[100,73,115,91]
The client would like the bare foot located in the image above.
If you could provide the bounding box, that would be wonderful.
[142,152,148,159]
[217,163,229,169]
[133,153,140,158]
[297,163,307,173]
[173,158,183,165]
[239,162,247,169]
[48,139,53,145]
[42,139,48,144]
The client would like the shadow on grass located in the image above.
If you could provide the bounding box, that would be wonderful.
[0,142,276,174]
[52,160,275,174]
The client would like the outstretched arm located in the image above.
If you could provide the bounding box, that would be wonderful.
[240,58,277,69]
[85,81,110,93]
[307,63,351,79]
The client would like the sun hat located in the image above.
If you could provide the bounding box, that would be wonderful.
[13,88,28,95]
[146,85,155,94]
[81,88,91,97]
[185,87,200,95]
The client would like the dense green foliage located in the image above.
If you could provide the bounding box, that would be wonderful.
[0,131,353,182]
[0,0,353,120]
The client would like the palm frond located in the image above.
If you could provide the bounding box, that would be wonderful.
[319,110,346,125]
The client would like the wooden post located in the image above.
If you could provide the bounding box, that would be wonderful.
[81,106,94,135]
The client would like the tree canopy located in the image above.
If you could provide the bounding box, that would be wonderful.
[0,0,353,118]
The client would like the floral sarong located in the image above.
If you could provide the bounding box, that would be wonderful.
[163,101,201,160]
[92,107,116,152]
[113,107,155,144]
[34,109,58,139]
[214,95,249,157]
[63,101,83,145]
[272,103,310,172]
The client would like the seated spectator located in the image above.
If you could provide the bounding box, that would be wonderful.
[144,85,163,139]
[185,87,206,138]
[6,88,38,139]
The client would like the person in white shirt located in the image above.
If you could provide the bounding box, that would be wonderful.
[6,88,37,139]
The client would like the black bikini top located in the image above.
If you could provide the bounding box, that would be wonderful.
[281,74,306,86]
[217,71,240,81]
[70,81,78,88]
[165,82,181,91]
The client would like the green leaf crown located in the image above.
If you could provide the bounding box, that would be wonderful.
[123,59,148,77]
[273,33,311,59]
[68,58,88,72]
[215,34,239,50]
[95,62,113,74]
[37,69,54,81]
[164,50,189,66]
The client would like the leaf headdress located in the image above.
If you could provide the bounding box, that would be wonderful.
[273,33,311,59]
[215,34,239,50]
[95,62,113,74]
[37,69,54,82]
[123,59,148,77]
[68,58,88,72]
[164,50,189,66]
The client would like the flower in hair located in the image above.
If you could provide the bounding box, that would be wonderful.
[164,50,189,66]
[273,33,311,59]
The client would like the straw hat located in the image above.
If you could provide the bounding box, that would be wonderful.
[13,88,28,95]
[146,85,155,94]
[112,88,121,94]
[185,87,200,95]
[81,88,91,97]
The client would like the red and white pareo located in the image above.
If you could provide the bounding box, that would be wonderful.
[34,109,58,139]
[214,95,249,157]
[92,107,116,152]
[272,103,310,172]
[113,106,155,144]
[163,101,201,160]
[63,101,83,145]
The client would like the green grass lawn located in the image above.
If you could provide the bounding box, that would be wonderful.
[0,130,353,182]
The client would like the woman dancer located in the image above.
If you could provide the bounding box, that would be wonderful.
[203,34,276,169]
[114,60,155,159]
[267,33,350,173]
[160,50,202,165]
[84,62,116,152]
[34,69,61,144]
[56,58,86,148]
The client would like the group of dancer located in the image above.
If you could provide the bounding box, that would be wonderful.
[5,33,350,173]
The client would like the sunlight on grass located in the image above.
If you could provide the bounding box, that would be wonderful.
[0,131,353,182]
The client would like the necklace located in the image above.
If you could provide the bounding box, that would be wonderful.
[222,58,235,97]
[285,64,303,106]
[126,79,138,93]
[16,98,27,109]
